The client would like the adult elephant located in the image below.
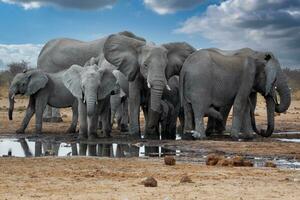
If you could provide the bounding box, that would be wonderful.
[37,31,145,122]
[181,49,287,140]
[103,36,195,139]
[204,48,291,137]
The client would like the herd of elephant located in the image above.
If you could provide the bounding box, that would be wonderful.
[8,31,291,141]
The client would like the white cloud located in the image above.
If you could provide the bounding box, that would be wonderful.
[1,0,117,10]
[0,44,43,70]
[175,0,300,68]
[144,0,204,15]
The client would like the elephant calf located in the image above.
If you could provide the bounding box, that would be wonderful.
[8,69,78,134]
[63,64,120,140]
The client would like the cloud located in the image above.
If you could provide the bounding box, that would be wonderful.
[144,0,204,14]
[1,0,117,10]
[0,44,43,70]
[175,0,300,68]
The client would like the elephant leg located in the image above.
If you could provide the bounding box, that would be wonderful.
[51,107,63,122]
[88,144,97,156]
[240,103,254,139]
[193,108,206,140]
[66,101,78,134]
[42,105,52,122]
[78,100,88,139]
[35,141,42,157]
[206,105,230,136]
[17,97,35,134]
[183,100,195,132]
[177,107,184,135]
[101,106,112,138]
[231,99,248,140]
[87,114,99,140]
[35,96,48,135]
[128,80,141,137]
[120,97,129,132]
[71,143,78,156]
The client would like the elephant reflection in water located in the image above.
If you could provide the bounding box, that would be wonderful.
[144,146,175,157]
[18,138,78,157]
[78,143,139,157]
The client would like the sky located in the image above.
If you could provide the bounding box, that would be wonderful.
[0,0,299,70]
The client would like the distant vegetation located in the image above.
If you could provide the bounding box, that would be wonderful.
[0,61,30,86]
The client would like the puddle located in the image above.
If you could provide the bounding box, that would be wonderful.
[277,138,300,143]
[1,136,300,170]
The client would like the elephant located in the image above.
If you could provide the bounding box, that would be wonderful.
[63,64,119,140]
[180,49,286,140]
[204,48,291,137]
[8,69,78,135]
[158,76,183,140]
[103,34,196,139]
[37,31,145,123]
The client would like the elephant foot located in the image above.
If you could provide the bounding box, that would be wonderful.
[161,132,176,140]
[78,133,88,140]
[126,133,141,140]
[120,124,129,132]
[182,131,206,140]
[16,128,25,134]
[88,133,98,140]
[50,117,63,123]
[230,132,254,141]
[42,118,51,122]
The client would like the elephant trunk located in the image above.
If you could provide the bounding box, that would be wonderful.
[86,92,97,117]
[146,81,164,134]
[275,70,291,113]
[251,95,275,137]
[8,88,16,120]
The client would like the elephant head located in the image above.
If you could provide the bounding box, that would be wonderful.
[8,70,48,120]
[249,52,288,137]
[103,33,195,133]
[63,64,119,117]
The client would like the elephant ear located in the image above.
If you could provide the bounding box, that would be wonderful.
[264,53,279,96]
[98,69,118,100]
[163,42,196,79]
[103,34,146,81]
[25,70,48,96]
[63,65,83,99]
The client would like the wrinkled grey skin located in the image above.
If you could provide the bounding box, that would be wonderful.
[63,65,119,140]
[204,48,291,137]
[8,70,78,134]
[103,36,196,138]
[181,49,283,140]
[159,76,183,140]
[37,31,143,123]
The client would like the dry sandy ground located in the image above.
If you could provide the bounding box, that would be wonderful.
[0,93,300,199]
[0,157,300,200]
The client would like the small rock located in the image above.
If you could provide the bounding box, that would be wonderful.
[164,156,176,166]
[242,160,254,167]
[216,158,231,166]
[141,177,157,187]
[230,156,244,166]
[264,161,277,168]
[180,175,193,183]
[206,154,223,166]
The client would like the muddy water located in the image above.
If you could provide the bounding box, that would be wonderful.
[1,134,300,170]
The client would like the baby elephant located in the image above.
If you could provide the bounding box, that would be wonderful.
[63,64,120,140]
[8,69,78,134]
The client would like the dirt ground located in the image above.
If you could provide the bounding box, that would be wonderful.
[0,93,300,199]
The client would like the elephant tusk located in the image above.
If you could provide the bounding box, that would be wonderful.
[166,85,171,91]
[147,81,151,89]
[83,99,86,103]
[11,94,15,99]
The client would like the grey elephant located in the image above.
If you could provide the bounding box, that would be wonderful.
[180,49,286,140]
[37,31,144,123]
[8,69,78,134]
[204,48,291,137]
[63,64,119,140]
[103,35,196,139]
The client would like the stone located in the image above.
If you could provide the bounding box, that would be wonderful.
[164,156,176,166]
[141,177,157,187]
